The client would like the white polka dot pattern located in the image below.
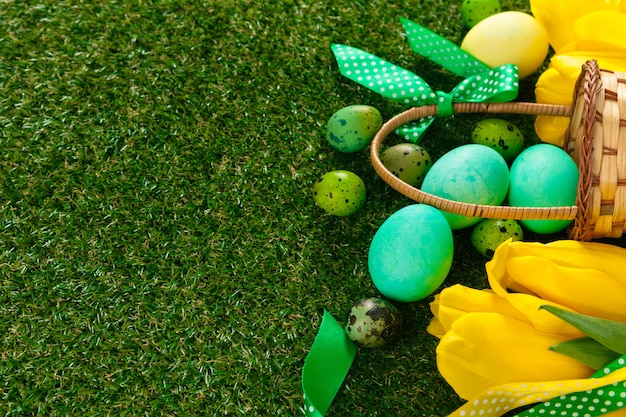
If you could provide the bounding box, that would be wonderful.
[331,43,519,143]
[400,17,490,77]
[331,43,436,105]
[448,355,626,417]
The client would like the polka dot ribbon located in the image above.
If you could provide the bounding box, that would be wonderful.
[301,310,357,417]
[399,17,490,78]
[448,355,626,417]
[330,19,519,143]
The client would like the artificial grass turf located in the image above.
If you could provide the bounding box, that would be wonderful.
[2,0,625,415]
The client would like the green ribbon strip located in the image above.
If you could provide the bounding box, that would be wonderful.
[400,17,490,78]
[330,18,519,143]
[302,310,357,417]
[515,355,626,417]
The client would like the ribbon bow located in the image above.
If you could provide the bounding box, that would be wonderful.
[330,18,520,143]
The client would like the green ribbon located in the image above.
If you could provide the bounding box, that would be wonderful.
[399,17,490,78]
[514,354,626,417]
[330,18,520,143]
[301,310,357,417]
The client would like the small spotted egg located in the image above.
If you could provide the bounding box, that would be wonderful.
[344,297,402,348]
[460,0,501,28]
[380,143,432,187]
[313,170,366,216]
[326,105,382,153]
[471,118,525,162]
[470,219,524,257]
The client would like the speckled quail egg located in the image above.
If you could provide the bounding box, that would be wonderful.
[344,297,403,348]
[471,118,525,162]
[326,105,383,153]
[460,0,502,28]
[313,170,366,216]
[380,143,432,187]
[471,219,524,257]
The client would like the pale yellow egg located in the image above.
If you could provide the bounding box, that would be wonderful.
[461,11,549,78]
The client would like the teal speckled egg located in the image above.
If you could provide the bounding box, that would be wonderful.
[471,219,524,257]
[421,144,510,230]
[368,204,454,302]
[509,144,579,234]
[460,0,501,28]
[471,118,525,161]
[313,170,366,216]
[380,143,432,187]
[326,105,382,153]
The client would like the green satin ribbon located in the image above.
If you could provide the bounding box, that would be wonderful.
[302,310,356,417]
[514,355,626,417]
[330,18,520,144]
[400,17,490,78]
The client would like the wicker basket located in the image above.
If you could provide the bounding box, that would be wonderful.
[370,60,626,241]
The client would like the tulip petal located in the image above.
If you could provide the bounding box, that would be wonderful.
[533,41,626,144]
[529,0,624,51]
[506,257,626,323]
[436,312,593,400]
[428,284,528,336]
[534,115,571,146]
[574,11,626,49]
[486,240,626,327]
[490,240,626,284]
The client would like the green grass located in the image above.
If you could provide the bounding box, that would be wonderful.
[1,0,622,416]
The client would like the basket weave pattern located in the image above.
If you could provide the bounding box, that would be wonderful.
[566,61,626,240]
[370,60,626,241]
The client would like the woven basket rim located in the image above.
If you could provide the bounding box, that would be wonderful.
[370,86,582,221]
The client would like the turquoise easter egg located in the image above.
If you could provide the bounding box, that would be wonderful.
[368,204,454,302]
[326,105,382,153]
[421,144,510,230]
[509,144,579,234]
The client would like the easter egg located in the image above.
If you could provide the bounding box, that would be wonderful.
[344,297,403,348]
[326,105,383,153]
[313,170,366,216]
[460,0,501,28]
[368,204,454,302]
[421,144,509,230]
[471,219,524,257]
[508,144,579,234]
[471,118,525,161]
[461,11,549,78]
[380,143,432,187]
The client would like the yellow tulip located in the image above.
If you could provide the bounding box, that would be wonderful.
[487,240,626,323]
[428,240,626,400]
[529,1,626,145]
[529,0,625,51]
[435,312,593,400]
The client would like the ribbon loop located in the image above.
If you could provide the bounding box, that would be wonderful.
[436,91,454,117]
[400,17,490,77]
[330,20,520,144]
